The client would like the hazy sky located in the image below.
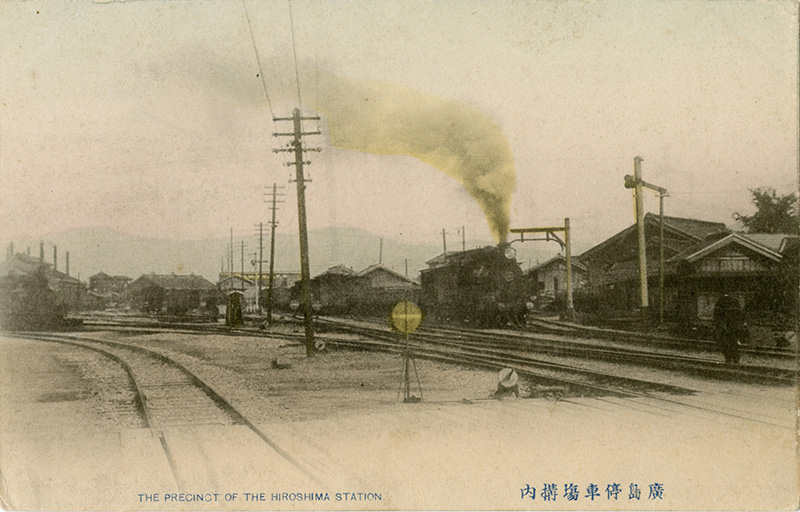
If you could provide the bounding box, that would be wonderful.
[1,0,797,256]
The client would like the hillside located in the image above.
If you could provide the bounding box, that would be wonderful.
[1,227,468,283]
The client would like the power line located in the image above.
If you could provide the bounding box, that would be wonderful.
[242,0,278,133]
[288,0,303,110]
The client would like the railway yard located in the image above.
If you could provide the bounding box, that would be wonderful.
[0,317,797,510]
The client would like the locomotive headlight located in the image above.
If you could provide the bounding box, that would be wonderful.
[503,246,517,260]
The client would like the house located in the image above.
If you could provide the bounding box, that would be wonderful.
[87,272,131,309]
[128,273,219,315]
[297,264,421,316]
[217,275,254,293]
[0,253,86,311]
[578,214,729,315]
[524,255,588,308]
[88,272,131,294]
[353,264,420,314]
[304,265,359,314]
[671,232,798,327]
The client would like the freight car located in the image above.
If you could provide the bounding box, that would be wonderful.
[419,243,527,327]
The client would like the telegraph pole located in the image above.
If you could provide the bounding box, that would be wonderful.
[624,157,667,326]
[658,191,666,324]
[264,183,285,326]
[632,156,648,323]
[461,226,466,252]
[258,224,263,313]
[274,108,320,356]
[442,229,447,257]
[564,218,573,318]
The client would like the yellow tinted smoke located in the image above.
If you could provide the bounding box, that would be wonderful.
[316,72,515,242]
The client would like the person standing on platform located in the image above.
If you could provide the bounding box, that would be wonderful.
[713,293,745,364]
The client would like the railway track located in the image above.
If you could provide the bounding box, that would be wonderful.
[419,325,796,384]
[67,317,797,429]
[318,317,796,385]
[526,317,795,359]
[7,331,345,491]
[311,319,793,429]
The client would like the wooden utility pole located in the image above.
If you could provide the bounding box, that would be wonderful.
[461,226,466,252]
[658,192,666,324]
[633,156,648,323]
[564,218,573,317]
[264,183,285,326]
[258,224,263,313]
[442,228,447,257]
[274,108,320,356]
[624,157,667,326]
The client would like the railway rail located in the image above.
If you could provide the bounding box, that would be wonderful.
[63,316,798,430]
[318,317,796,385]
[7,331,343,490]
[311,318,793,430]
[526,317,795,359]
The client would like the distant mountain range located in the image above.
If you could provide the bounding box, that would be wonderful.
[2,227,492,284]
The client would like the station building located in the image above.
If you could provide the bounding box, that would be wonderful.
[577,214,798,336]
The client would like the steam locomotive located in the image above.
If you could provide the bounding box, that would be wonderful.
[0,268,68,330]
[419,243,528,327]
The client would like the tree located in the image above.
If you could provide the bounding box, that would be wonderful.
[733,188,799,234]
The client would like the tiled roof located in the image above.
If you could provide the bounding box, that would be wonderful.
[738,233,799,254]
[524,255,588,275]
[0,253,82,284]
[579,215,729,262]
[317,264,356,278]
[357,264,419,285]
[655,214,728,241]
[134,273,216,290]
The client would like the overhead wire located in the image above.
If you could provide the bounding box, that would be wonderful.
[288,0,303,111]
[242,0,279,134]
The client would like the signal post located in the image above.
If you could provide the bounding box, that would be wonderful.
[509,218,574,319]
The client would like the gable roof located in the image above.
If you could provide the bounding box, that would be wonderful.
[524,255,588,276]
[579,214,729,262]
[0,253,82,284]
[684,232,789,263]
[316,264,356,278]
[217,275,254,286]
[132,273,216,290]
[357,264,420,285]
